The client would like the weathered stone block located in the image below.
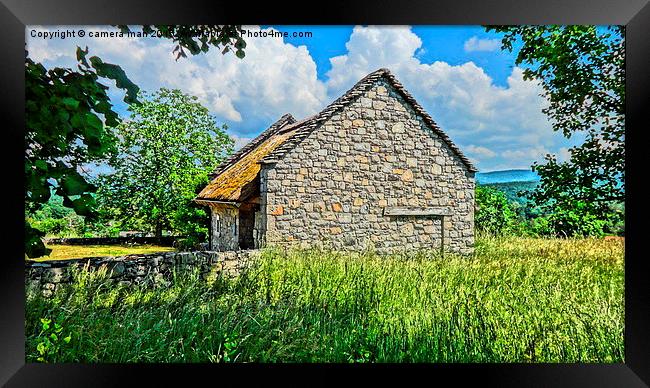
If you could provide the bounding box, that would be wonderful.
[270,205,284,216]
[330,227,342,235]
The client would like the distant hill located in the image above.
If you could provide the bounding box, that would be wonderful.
[476,169,540,185]
[484,180,538,204]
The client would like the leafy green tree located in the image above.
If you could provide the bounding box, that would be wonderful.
[475,186,517,235]
[27,192,122,238]
[170,176,215,250]
[25,25,246,257]
[96,88,233,243]
[25,47,139,257]
[486,25,624,237]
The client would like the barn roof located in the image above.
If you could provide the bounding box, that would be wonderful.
[194,113,298,205]
[195,68,477,205]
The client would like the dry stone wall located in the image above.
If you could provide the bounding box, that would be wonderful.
[261,80,475,254]
[26,250,258,297]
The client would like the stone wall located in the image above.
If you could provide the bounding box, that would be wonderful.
[253,208,266,249]
[26,250,259,297]
[261,80,475,254]
[210,204,240,251]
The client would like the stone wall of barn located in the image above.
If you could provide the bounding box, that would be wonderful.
[260,80,475,254]
[253,201,267,248]
[210,204,239,251]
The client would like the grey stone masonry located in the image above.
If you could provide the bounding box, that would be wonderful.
[261,80,475,254]
[26,250,258,297]
[210,204,239,251]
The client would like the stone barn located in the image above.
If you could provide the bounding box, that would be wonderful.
[194,68,477,254]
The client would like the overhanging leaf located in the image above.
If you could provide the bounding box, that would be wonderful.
[61,171,92,196]
[89,56,140,105]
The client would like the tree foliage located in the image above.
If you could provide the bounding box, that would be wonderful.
[116,25,246,60]
[475,186,517,235]
[27,193,86,238]
[25,47,139,257]
[96,89,233,242]
[25,25,246,257]
[486,25,625,237]
[27,193,122,239]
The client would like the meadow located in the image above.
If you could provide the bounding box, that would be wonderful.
[31,244,176,261]
[25,236,624,363]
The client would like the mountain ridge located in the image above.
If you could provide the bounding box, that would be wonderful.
[476,169,540,185]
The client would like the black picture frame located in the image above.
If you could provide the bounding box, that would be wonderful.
[2,0,648,386]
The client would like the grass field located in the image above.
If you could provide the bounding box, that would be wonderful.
[25,236,624,363]
[31,244,176,261]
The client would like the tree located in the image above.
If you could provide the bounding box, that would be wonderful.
[475,186,517,235]
[486,25,624,237]
[25,47,139,257]
[25,25,246,257]
[96,88,233,242]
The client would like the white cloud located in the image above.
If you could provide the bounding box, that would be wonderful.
[26,25,571,171]
[326,26,422,97]
[325,26,563,171]
[501,146,551,162]
[167,26,328,127]
[230,135,253,150]
[466,145,497,159]
[558,147,572,162]
[26,25,328,139]
[463,36,501,52]
[26,30,65,62]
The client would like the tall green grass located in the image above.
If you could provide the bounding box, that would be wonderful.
[25,236,624,363]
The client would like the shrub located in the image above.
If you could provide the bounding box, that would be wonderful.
[546,206,608,238]
[531,200,621,238]
[475,186,517,235]
[171,201,210,250]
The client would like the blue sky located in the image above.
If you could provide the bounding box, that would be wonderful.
[26,25,582,172]
[273,25,519,87]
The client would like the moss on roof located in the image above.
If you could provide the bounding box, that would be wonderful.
[195,124,300,204]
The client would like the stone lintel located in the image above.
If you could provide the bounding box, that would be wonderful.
[383,207,453,217]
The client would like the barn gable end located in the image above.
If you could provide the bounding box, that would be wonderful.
[196,68,476,253]
[259,75,475,253]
